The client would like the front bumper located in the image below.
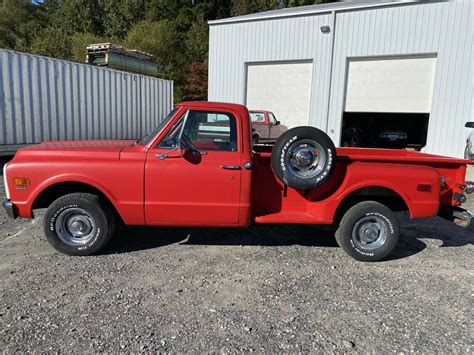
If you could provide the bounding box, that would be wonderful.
[2,199,16,219]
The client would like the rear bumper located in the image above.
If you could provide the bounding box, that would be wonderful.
[438,206,472,228]
[452,208,473,228]
[2,199,16,219]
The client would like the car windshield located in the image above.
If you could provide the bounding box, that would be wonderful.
[138,107,178,145]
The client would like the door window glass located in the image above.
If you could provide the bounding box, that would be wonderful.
[158,110,238,152]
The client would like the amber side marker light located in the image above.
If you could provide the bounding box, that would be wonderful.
[417,184,432,192]
[14,178,30,190]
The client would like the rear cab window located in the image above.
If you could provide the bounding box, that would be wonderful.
[250,112,266,123]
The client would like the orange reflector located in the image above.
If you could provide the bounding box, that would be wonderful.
[417,184,432,192]
[14,178,30,186]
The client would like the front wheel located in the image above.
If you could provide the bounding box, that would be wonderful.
[335,201,399,262]
[43,193,115,256]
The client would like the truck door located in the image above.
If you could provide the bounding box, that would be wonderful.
[145,108,243,226]
[269,112,284,141]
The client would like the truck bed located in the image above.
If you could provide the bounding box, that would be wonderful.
[251,146,469,224]
[254,145,468,165]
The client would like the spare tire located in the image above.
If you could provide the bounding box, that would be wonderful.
[271,126,336,190]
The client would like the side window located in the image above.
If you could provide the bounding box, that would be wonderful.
[158,110,238,152]
[184,111,237,152]
[269,113,277,125]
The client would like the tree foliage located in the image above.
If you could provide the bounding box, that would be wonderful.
[0,0,335,102]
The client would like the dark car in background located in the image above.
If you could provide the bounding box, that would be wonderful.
[250,110,288,145]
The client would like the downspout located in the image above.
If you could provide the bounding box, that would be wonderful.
[325,10,337,140]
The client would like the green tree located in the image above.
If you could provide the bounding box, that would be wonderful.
[53,0,104,35]
[184,60,208,101]
[145,0,191,21]
[124,19,188,100]
[185,18,208,63]
[102,0,145,38]
[29,27,72,59]
[0,0,50,50]
[70,32,107,62]
[124,19,180,65]
[231,0,281,16]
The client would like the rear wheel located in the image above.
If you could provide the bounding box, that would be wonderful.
[271,126,336,190]
[43,193,115,256]
[335,201,399,262]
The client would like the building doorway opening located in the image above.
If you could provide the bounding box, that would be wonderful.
[341,112,429,150]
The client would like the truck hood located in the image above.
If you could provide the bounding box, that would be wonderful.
[15,140,135,161]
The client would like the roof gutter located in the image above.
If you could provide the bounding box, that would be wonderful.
[208,0,421,25]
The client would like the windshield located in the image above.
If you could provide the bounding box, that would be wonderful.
[138,107,178,145]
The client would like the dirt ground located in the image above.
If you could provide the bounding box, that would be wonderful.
[1,157,473,353]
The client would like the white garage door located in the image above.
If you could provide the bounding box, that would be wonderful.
[345,57,437,113]
[246,61,313,128]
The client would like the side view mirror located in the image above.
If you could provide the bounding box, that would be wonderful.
[466,122,474,128]
[274,120,280,126]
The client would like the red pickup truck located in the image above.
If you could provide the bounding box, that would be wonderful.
[3,102,473,261]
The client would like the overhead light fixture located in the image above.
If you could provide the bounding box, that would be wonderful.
[321,26,331,34]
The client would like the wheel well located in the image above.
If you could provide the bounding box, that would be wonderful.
[32,182,122,221]
[335,187,409,222]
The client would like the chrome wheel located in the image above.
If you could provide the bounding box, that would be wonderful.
[286,139,327,179]
[55,207,97,246]
[351,216,388,251]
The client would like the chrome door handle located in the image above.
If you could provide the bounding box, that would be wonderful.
[155,153,168,160]
[221,165,241,170]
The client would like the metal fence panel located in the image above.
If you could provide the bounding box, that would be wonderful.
[0,49,173,147]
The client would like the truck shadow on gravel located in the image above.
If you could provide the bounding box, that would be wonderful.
[103,217,473,261]
[104,224,339,255]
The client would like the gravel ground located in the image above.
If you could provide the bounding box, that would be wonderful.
[1,157,473,353]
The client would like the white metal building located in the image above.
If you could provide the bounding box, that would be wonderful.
[208,0,473,158]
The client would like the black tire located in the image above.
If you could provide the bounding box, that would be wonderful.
[335,201,399,262]
[271,126,336,190]
[43,193,116,256]
[252,134,259,146]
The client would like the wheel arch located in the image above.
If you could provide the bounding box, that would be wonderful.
[334,185,410,222]
[30,178,124,223]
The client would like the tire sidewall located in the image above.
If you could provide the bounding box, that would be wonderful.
[272,127,336,190]
[44,196,109,256]
[336,203,399,262]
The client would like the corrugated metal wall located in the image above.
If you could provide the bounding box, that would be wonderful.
[208,0,473,158]
[208,12,334,131]
[0,49,173,147]
[328,0,473,157]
